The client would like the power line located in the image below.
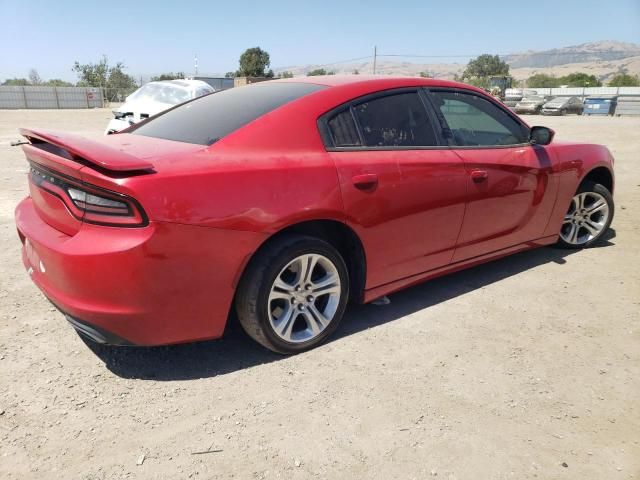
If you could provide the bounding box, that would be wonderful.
[281,48,638,73]
[378,50,638,59]
[297,55,373,69]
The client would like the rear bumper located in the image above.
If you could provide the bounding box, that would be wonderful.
[16,196,266,346]
[65,312,134,346]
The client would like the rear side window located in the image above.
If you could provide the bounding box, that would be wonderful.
[131,82,326,145]
[353,92,437,147]
[430,91,528,146]
[328,110,361,147]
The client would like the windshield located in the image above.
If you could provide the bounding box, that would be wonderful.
[128,83,191,105]
[522,96,545,102]
[130,82,326,146]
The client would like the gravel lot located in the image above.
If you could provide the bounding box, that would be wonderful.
[0,109,638,479]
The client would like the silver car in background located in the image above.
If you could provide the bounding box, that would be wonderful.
[105,80,215,134]
[503,88,537,109]
[541,96,584,116]
[514,95,553,115]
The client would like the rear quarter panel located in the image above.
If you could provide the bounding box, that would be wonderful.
[122,149,346,232]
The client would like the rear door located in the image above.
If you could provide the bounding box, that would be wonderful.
[426,89,558,262]
[320,89,467,288]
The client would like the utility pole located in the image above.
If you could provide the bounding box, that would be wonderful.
[194,54,198,76]
[373,46,377,75]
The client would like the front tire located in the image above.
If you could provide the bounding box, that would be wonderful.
[235,235,349,354]
[556,181,614,249]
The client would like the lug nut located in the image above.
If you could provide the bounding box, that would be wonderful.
[291,298,296,304]
[298,304,306,310]
[307,296,314,303]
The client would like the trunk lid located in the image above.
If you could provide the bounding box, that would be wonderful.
[20,128,155,172]
[20,128,201,235]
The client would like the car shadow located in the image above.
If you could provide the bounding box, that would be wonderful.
[86,230,616,381]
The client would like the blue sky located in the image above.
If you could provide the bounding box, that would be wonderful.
[1,0,639,81]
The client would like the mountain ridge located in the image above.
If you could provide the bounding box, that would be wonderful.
[273,40,640,82]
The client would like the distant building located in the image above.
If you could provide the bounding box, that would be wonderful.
[233,77,272,87]
[189,77,235,91]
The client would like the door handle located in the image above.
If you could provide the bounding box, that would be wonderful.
[352,173,378,190]
[470,169,488,182]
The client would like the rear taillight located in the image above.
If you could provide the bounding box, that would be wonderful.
[30,163,147,227]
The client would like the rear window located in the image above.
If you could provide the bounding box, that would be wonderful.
[353,92,437,147]
[130,82,326,145]
[328,110,361,147]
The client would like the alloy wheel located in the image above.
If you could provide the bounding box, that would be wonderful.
[267,254,342,343]
[560,191,610,245]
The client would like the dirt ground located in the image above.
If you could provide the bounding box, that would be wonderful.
[0,109,638,480]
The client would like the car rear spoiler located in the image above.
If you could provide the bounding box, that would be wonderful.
[19,128,154,173]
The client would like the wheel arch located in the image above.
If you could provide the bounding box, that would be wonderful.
[581,166,614,194]
[237,219,367,304]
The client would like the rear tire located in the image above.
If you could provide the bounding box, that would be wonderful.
[556,181,614,249]
[235,235,349,354]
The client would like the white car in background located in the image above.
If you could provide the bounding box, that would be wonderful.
[105,79,214,134]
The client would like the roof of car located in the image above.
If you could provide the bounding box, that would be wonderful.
[273,75,481,91]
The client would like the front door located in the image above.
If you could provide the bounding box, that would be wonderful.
[427,89,558,262]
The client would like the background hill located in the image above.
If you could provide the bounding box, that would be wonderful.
[504,40,640,68]
[274,41,640,83]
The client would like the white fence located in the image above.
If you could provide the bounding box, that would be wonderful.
[508,86,640,97]
[0,86,104,109]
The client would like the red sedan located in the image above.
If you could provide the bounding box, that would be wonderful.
[15,76,615,354]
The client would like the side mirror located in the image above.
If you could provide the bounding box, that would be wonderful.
[529,126,555,145]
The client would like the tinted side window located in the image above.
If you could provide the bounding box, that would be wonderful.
[328,110,361,147]
[131,83,326,146]
[352,92,437,147]
[430,91,528,146]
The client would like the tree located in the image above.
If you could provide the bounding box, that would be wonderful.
[28,69,42,85]
[608,73,640,87]
[44,79,74,87]
[236,47,273,77]
[224,71,235,78]
[461,54,509,88]
[419,71,431,78]
[73,55,137,100]
[526,73,560,88]
[151,72,185,81]
[1,78,30,86]
[73,55,110,87]
[558,72,601,87]
[353,69,360,75]
[307,68,334,76]
[277,71,294,78]
[107,65,138,96]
